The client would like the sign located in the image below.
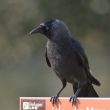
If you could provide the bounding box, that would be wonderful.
[20,97,110,110]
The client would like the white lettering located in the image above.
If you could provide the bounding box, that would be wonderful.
[86,107,94,110]
[23,102,43,110]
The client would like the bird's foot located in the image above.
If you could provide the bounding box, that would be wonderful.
[50,95,58,105]
[69,95,77,103]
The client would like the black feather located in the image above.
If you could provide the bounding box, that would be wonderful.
[45,48,51,67]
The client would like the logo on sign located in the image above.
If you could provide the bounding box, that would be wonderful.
[20,99,45,110]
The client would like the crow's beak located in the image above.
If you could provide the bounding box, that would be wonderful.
[29,24,44,35]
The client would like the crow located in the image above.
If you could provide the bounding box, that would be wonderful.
[29,19,100,105]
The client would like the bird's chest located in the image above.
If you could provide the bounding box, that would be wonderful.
[47,41,66,62]
[47,44,61,67]
[46,41,87,84]
[47,41,76,73]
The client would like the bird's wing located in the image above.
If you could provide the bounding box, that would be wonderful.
[72,39,100,86]
[72,39,90,73]
[77,51,90,71]
[45,48,51,67]
[75,45,101,86]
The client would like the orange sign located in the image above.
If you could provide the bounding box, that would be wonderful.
[20,97,110,110]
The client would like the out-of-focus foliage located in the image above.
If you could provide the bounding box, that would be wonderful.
[0,0,110,109]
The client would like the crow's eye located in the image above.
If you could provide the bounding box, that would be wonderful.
[39,23,49,31]
[45,26,49,31]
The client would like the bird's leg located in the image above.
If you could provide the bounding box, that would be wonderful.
[50,79,67,105]
[69,82,81,102]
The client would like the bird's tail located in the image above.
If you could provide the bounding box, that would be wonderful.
[73,83,99,97]
[78,83,99,97]
[89,71,101,86]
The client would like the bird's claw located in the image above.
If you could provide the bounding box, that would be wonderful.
[69,95,77,103]
[50,96,58,105]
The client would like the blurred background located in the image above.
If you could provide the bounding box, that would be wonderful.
[0,0,110,109]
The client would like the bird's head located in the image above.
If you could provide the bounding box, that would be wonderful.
[29,19,70,39]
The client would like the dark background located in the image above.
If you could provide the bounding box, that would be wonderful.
[0,0,110,109]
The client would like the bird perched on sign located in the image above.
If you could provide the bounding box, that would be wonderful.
[29,19,100,105]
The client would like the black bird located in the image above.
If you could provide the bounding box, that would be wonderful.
[29,19,100,105]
